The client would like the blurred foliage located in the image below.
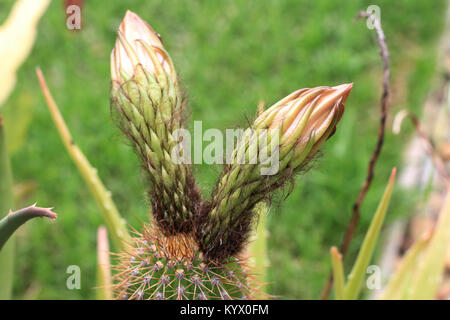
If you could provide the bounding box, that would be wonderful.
[3,91,33,154]
[0,114,15,299]
[0,0,446,299]
[0,0,50,106]
[343,169,396,300]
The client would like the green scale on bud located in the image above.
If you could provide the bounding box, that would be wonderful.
[198,84,352,261]
[110,11,200,234]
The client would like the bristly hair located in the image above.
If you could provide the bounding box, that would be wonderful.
[195,150,322,262]
[110,69,202,236]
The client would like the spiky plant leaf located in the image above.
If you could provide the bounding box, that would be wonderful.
[407,192,450,299]
[330,247,345,300]
[0,204,57,251]
[36,68,130,250]
[344,168,396,300]
[380,232,431,300]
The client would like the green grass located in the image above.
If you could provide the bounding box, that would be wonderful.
[1,0,446,299]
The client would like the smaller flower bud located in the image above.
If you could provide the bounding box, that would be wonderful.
[200,84,352,262]
[254,83,352,170]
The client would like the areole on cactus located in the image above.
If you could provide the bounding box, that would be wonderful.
[109,11,352,300]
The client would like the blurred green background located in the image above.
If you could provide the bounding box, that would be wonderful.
[0,0,446,299]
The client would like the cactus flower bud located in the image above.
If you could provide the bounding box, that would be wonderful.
[111,10,175,84]
[110,11,200,235]
[198,84,352,261]
[255,84,351,169]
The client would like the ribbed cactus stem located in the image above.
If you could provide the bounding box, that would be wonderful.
[113,224,254,300]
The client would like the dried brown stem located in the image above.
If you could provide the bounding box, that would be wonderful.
[320,10,390,299]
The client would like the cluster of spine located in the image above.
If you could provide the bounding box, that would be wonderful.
[112,225,253,300]
[110,11,351,299]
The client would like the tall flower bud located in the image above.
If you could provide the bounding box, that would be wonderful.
[110,11,200,235]
[111,10,179,123]
[198,84,352,261]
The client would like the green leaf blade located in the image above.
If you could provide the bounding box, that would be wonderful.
[344,168,397,300]
[331,246,345,300]
[407,192,450,299]
[36,68,131,250]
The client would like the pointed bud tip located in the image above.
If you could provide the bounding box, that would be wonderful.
[331,83,353,110]
[124,10,137,20]
[121,10,146,30]
[111,11,175,84]
[124,10,138,19]
[119,10,162,47]
[333,83,353,97]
